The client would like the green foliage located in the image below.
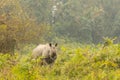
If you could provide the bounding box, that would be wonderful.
[103,37,117,47]
[52,0,120,43]
[0,0,51,54]
[0,43,120,80]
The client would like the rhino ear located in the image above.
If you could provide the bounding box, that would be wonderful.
[49,43,52,47]
[55,43,57,47]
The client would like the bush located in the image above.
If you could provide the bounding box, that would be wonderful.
[0,43,120,80]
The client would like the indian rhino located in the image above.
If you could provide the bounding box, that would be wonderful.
[31,43,58,65]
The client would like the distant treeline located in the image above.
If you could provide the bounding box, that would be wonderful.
[0,0,120,54]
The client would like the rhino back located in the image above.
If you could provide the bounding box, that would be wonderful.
[32,44,50,59]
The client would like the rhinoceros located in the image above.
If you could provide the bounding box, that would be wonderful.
[31,43,58,65]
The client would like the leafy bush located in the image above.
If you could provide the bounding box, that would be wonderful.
[0,43,120,80]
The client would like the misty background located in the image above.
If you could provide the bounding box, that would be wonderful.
[0,0,120,49]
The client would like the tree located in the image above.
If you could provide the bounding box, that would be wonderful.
[0,0,50,54]
[53,0,120,43]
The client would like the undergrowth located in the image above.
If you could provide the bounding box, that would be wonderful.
[0,43,120,80]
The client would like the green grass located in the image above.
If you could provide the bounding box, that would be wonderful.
[0,43,120,80]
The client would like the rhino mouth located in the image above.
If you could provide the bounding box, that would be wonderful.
[44,53,57,64]
[51,53,57,59]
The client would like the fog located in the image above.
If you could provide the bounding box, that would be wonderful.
[0,0,120,51]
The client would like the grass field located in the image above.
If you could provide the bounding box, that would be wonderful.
[0,43,120,80]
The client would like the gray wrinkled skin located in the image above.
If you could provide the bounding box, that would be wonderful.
[31,43,57,64]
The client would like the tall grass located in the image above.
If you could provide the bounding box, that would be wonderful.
[0,43,120,80]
